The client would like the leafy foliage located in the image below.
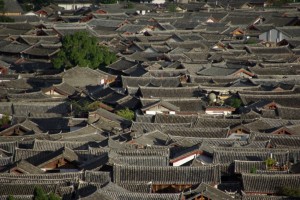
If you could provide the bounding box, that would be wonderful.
[168,4,177,12]
[0,114,10,129]
[70,100,102,117]
[250,167,257,174]
[87,101,102,111]
[229,97,242,109]
[34,187,48,200]
[52,32,117,70]
[7,195,15,200]
[125,1,134,9]
[278,187,300,197]
[48,192,61,200]
[34,187,61,200]
[265,157,276,167]
[116,108,134,121]
[245,38,258,44]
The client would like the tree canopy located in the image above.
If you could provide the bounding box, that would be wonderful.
[168,4,177,12]
[7,195,15,200]
[229,97,242,109]
[0,114,10,129]
[52,31,117,70]
[265,157,276,168]
[34,187,61,200]
[70,100,103,117]
[116,108,135,121]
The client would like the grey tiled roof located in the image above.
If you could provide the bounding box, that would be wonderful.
[62,66,109,88]
[277,105,300,120]
[234,160,266,174]
[0,42,30,54]
[240,93,300,108]
[7,91,57,102]
[264,16,299,27]
[197,66,239,76]
[22,46,60,57]
[212,148,289,164]
[130,122,192,133]
[185,182,233,200]
[139,86,203,98]
[84,171,111,184]
[3,0,23,14]
[141,100,180,112]
[116,183,151,193]
[121,76,181,88]
[131,130,170,146]
[194,117,251,128]
[242,194,296,200]
[164,127,228,138]
[0,183,59,196]
[0,171,84,181]
[154,113,198,124]
[107,59,137,71]
[7,160,44,174]
[50,125,106,142]
[117,156,169,166]
[245,46,292,55]
[32,139,100,151]
[113,164,220,184]
[250,132,300,148]
[81,189,181,200]
[242,173,300,194]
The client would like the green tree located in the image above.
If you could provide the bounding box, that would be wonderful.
[229,98,242,109]
[250,167,257,174]
[33,187,61,200]
[70,100,106,117]
[52,31,116,70]
[116,108,134,121]
[265,157,276,168]
[168,4,177,12]
[34,187,48,200]
[48,192,61,200]
[0,114,10,128]
[125,1,134,9]
[7,195,15,200]
[87,101,102,111]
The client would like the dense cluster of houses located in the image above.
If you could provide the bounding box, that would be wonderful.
[0,0,300,199]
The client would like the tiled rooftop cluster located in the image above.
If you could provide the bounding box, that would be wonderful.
[0,0,300,199]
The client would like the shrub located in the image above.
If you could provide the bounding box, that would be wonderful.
[116,108,134,121]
